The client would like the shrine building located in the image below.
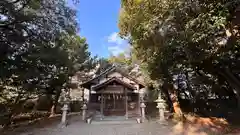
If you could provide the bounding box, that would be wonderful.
[81,65,146,119]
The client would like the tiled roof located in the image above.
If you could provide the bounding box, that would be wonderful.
[80,65,145,89]
[92,77,136,91]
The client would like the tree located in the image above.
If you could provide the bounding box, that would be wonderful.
[108,52,131,66]
[47,34,95,115]
[119,0,240,115]
[0,0,94,125]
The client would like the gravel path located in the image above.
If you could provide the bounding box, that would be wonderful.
[3,116,226,135]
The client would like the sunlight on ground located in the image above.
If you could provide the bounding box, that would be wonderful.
[170,115,229,135]
[172,122,208,135]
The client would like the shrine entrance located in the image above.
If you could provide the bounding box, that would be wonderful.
[93,89,140,118]
[103,93,125,116]
[96,85,132,118]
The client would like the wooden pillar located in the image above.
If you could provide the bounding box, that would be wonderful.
[125,88,128,119]
[113,94,116,109]
[81,87,84,102]
[138,92,141,117]
[104,94,106,109]
[89,86,92,103]
[100,93,104,120]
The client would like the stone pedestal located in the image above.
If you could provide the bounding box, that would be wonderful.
[140,102,146,122]
[82,103,87,121]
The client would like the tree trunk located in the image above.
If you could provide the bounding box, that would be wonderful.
[170,91,183,117]
[50,90,61,117]
[163,82,184,118]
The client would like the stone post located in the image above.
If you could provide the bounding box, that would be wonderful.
[82,102,87,121]
[140,102,146,122]
[155,92,167,124]
[60,102,69,127]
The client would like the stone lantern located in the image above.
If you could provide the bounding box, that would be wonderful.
[155,91,167,124]
[59,89,71,127]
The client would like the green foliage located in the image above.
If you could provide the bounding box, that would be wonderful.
[108,52,131,66]
[119,0,240,113]
[0,0,95,125]
[119,0,240,83]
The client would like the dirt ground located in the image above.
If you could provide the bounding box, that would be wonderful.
[2,114,239,135]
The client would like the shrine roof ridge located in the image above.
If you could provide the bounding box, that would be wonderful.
[80,65,145,89]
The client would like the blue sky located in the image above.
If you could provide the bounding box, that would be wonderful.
[69,0,128,58]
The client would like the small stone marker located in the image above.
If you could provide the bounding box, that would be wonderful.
[136,118,141,123]
[87,117,92,124]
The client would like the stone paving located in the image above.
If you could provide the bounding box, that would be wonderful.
[4,115,228,135]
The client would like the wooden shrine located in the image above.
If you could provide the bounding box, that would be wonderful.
[81,66,145,119]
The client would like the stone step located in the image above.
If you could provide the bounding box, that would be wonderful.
[90,119,138,125]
